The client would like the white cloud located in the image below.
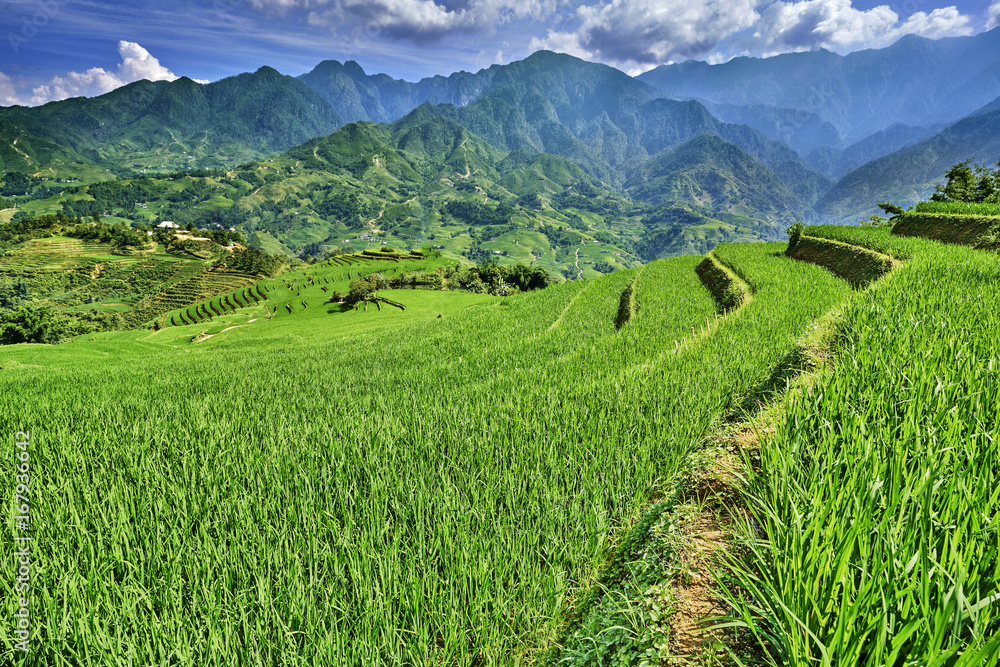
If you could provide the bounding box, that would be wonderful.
[530,0,759,70]
[895,7,973,40]
[29,41,179,106]
[117,41,180,82]
[270,0,556,40]
[0,72,23,106]
[754,0,973,55]
[988,2,1000,30]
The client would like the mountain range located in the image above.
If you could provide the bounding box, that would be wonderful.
[4,29,1000,250]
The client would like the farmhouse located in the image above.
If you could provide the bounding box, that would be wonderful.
[157,221,180,229]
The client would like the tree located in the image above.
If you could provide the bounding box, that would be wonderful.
[0,302,73,344]
[226,248,285,276]
[930,160,1000,203]
[346,277,377,303]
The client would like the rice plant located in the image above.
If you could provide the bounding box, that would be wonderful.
[912,200,1000,216]
[0,245,853,666]
[721,226,1000,666]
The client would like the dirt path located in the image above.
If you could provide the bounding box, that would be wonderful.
[574,245,583,279]
[11,138,32,165]
[668,440,749,662]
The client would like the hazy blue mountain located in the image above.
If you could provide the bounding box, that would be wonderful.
[807,122,946,178]
[0,67,344,170]
[702,101,844,156]
[298,59,498,123]
[638,30,1000,144]
[814,106,1000,223]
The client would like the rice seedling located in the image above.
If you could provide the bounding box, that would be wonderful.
[0,244,858,666]
[720,226,1000,666]
[912,200,1000,216]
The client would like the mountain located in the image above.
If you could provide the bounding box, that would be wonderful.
[814,105,1000,223]
[299,51,830,213]
[701,102,844,157]
[638,30,1000,145]
[397,53,830,206]
[806,122,946,179]
[298,51,661,126]
[624,134,801,219]
[0,68,344,171]
[298,59,501,123]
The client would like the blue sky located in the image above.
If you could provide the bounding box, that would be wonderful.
[0,0,997,106]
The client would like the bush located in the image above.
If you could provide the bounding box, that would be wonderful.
[225,248,285,276]
[786,221,805,253]
[0,302,74,344]
[346,278,377,303]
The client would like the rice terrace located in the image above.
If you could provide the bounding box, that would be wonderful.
[3,14,1000,667]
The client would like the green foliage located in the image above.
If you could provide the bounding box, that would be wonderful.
[224,248,285,276]
[723,226,1000,666]
[445,199,514,226]
[345,276,378,303]
[859,213,890,227]
[785,220,805,252]
[928,159,1000,203]
[456,260,550,295]
[0,301,74,344]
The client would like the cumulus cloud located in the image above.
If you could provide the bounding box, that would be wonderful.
[530,0,759,70]
[754,0,973,55]
[0,72,23,106]
[989,2,1000,31]
[263,0,555,40]
[29,41,179,106]
[311,0,474,40]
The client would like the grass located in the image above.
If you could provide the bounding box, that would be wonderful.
[0,242,852,666]
[1,223,994,666]
[912,200,1000,216]
[720,225,1000,666]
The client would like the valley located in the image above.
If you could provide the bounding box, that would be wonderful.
[3,33,1000,667]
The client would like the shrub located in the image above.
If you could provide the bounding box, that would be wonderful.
[786,220,805,253]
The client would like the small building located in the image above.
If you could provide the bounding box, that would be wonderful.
[157,221,180,229]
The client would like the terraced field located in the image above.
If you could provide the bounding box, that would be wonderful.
[0,219,997,666]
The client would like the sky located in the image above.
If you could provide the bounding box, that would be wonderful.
[0,0,997,107]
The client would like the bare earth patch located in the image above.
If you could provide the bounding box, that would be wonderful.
[667,430,760,664]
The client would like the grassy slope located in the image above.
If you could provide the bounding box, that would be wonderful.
[722,224,1000,665]
[2,220,995,665]
[0,245,851,665]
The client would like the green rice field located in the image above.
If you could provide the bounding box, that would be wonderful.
[1,222,998,666]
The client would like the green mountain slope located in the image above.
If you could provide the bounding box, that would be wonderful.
[298,51,830,211]
[624,135,801,219]
[0,68,344,172]
[10,111,794,278]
